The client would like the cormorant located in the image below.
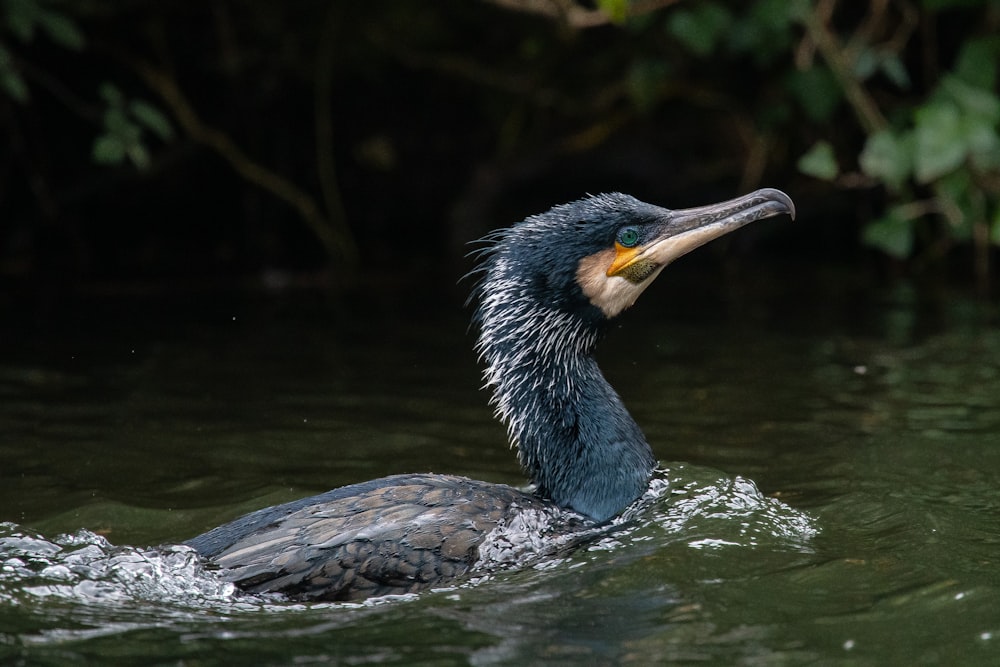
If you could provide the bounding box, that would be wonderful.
[186,188,795,601]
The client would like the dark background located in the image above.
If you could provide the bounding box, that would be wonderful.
[2,0,998,320]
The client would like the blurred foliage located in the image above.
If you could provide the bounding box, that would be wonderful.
[1,1,171,169]
[1,0,999,290]
[663,0,1000,283]
[1,0,83,102]
[92,83,173,170]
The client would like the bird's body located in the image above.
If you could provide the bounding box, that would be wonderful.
[187,474,588,600]
[187,189,795,601]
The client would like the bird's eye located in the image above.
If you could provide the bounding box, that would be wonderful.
[617,227,640,248]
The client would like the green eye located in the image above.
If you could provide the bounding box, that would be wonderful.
[617,227,640,247]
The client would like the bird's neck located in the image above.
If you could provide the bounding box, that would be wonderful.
[476,300,656,523]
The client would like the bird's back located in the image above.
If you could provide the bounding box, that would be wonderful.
[186,473,571,601]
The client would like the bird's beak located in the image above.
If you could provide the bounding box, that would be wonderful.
[607,188,796,278]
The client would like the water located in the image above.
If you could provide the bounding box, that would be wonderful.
[1,279,998,665]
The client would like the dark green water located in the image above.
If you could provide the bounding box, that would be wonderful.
[1,277,998,665]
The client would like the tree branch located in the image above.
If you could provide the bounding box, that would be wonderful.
[133,60,358,270]
[799,0,887,134]
[486,0,681,29]
[314,4,355,269]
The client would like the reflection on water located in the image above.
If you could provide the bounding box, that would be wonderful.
[1,284,999,664]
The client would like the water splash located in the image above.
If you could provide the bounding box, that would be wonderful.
[474,464,817,582]
[0,523,234,608]
[605,464,819,552]
[1,465,816,642]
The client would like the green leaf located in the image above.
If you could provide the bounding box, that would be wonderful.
[933,167,972,205]
[941,74,1000,124]
[626,59,668,114]
[103,107,134,136]
[853,47,879,80]
[5,0,40,42]
[92,133,125,164]
[991,207,1000,246]
[915,79,1000,177]
[786,65,841,122]
[596,0,629,24]
[862,208,914,258]
[667,3,732,57]
[913,101,967,183]
[933,170,975,240]
[859,129,913,191]
[36,8,84,50]
[749,0,800,30]
[94,85,174,170]
[879,53,911,90]
[951,36,1000,89]
[99,82,124,107]
[854,49,911,89]
[0,43,29,103]
[0,67,29,102]
[125,142,151,170]
[129,100,174,141]
[729,0,800,63]
[797,140,839,180]
[4,0,85,50]
[964,119,1000,171]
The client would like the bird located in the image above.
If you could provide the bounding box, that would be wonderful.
[185,188,795,602]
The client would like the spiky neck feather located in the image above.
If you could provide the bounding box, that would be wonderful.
[473,197,657,523]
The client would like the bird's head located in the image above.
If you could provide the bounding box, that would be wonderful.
[471,188,795,521]
[474,188,795,335]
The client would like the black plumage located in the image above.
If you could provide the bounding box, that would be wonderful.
[186,188,795,601]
